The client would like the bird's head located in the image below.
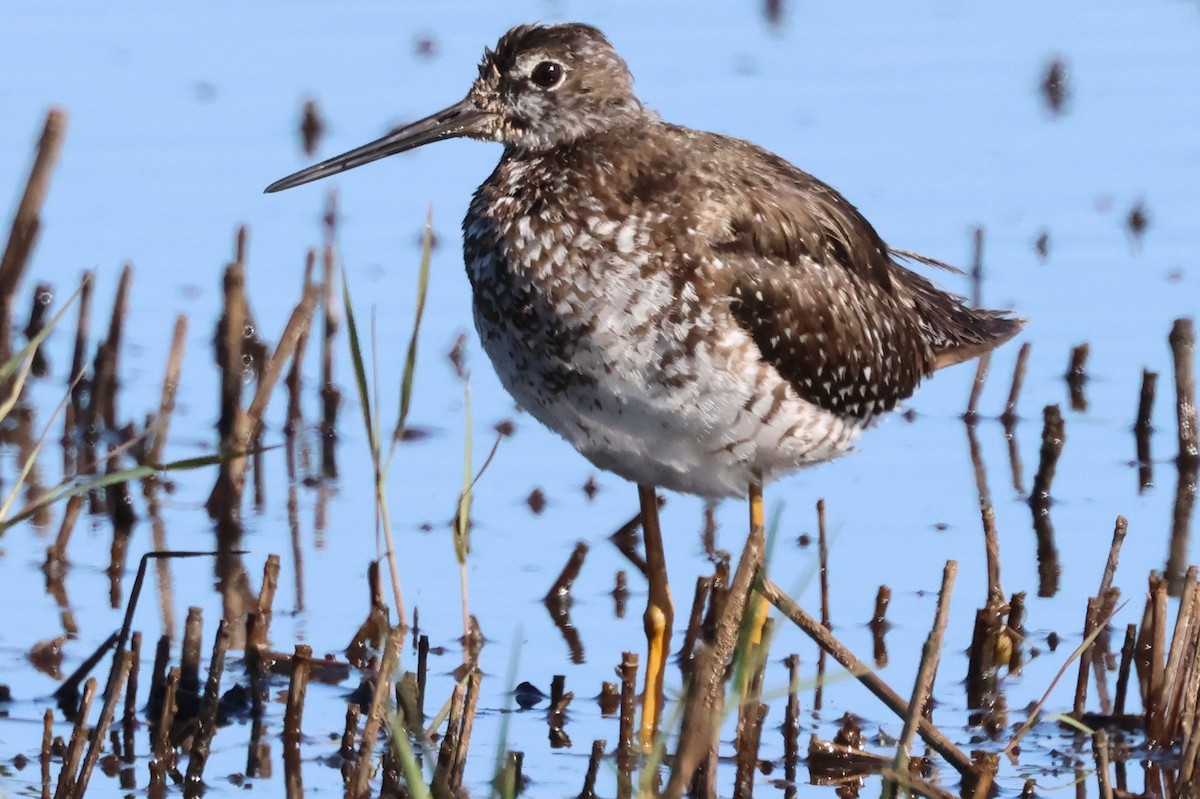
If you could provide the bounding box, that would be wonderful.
[266,23,644,193]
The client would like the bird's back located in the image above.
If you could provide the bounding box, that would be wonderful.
[462,118,1022,496]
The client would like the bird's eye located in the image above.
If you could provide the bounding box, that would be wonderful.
[530,60,565,89]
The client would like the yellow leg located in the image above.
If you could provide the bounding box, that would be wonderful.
[747,480,770,647]
[638,483,674,751]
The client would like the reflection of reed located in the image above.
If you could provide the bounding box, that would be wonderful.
[1029,405,1065,598]
[1066,343,1089,411]
[1136,368,1158,493]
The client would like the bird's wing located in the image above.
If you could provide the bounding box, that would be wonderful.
[698,140,935,419]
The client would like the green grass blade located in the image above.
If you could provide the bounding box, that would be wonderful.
[0,277,87,381]
[0,451,231,533]
[453,382,473,564]
[490,624,523,799]
[391,205,433,454]
[340,267,377,460]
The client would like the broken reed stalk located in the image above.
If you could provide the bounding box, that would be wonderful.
[617,650,637,791]
[1114,623,1136,717]
[181,606,203,698]
[284,644,312,799]
[63,270,93,457]
[664,507,767,798]
[1093,729,1114,799]
[147,315,188,469]
[121,631,139,774]
[783,654,801,784]
[757,576,976,780]
[53,678,96,799]
[679,575,713,679]
[1168,318,1198,593]
[964,352,991,421]
[250,553,281,649]
[150,667,181,792]
[209,275,319,519]
[1151,568,1199,745]
[1171,318,1198,465]
[732,703,767,799]
[1099,517,1128,598]
[67,651,132,799]
[183,621,232,796]
[92,262,132,430]
[285,249,316,434]
[1136,368,1158,492]
[0,107,67,366]
[349,627,402,798]
[885,561,957,799]
[1001,342,1032,426]
[450,669,482,793]
[41,708,52,799]
[1072,597,1102,718]
[24,281,51,375]
[1003,598,1122,762]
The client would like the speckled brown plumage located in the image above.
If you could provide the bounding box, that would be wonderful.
[266,22,1024,498]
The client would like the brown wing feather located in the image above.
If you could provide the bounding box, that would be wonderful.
[699,136,936,419]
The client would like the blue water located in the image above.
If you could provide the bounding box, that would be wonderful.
[1,1,1197,796]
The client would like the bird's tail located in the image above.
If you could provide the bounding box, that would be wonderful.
[891,264,1026,370]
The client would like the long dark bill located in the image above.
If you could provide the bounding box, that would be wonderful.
[264,97,489,193]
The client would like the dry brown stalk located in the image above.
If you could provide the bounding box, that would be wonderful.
[41,707,52,799]
[665,506,766,798]
[67,650,133,798]
[54,678,97,799]
[1094,729,1114,799]
[283,644,312,799]
[180,607,203,699]
[433,680,466,797]
[183,621,231,794]
[679,575,713,679]
[149,667,181,794]
[285,249,316,434]
[1073,596,1102,718]
[0,107,67,364]
[1001,341,1032,426]
[122,632,141,764]
[886,561,957,799]
[1170,318,1198,465]
[349,627,401,799]
[250,554,281,649]
[147,314,188,468]
[91,262,132,430]
[732,702,767,799]
[963,351,990,421]
[783,654,801,785]
[759,576,976,780]
[450,668,482,792]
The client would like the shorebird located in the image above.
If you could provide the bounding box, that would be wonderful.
[267,22,1023,754]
